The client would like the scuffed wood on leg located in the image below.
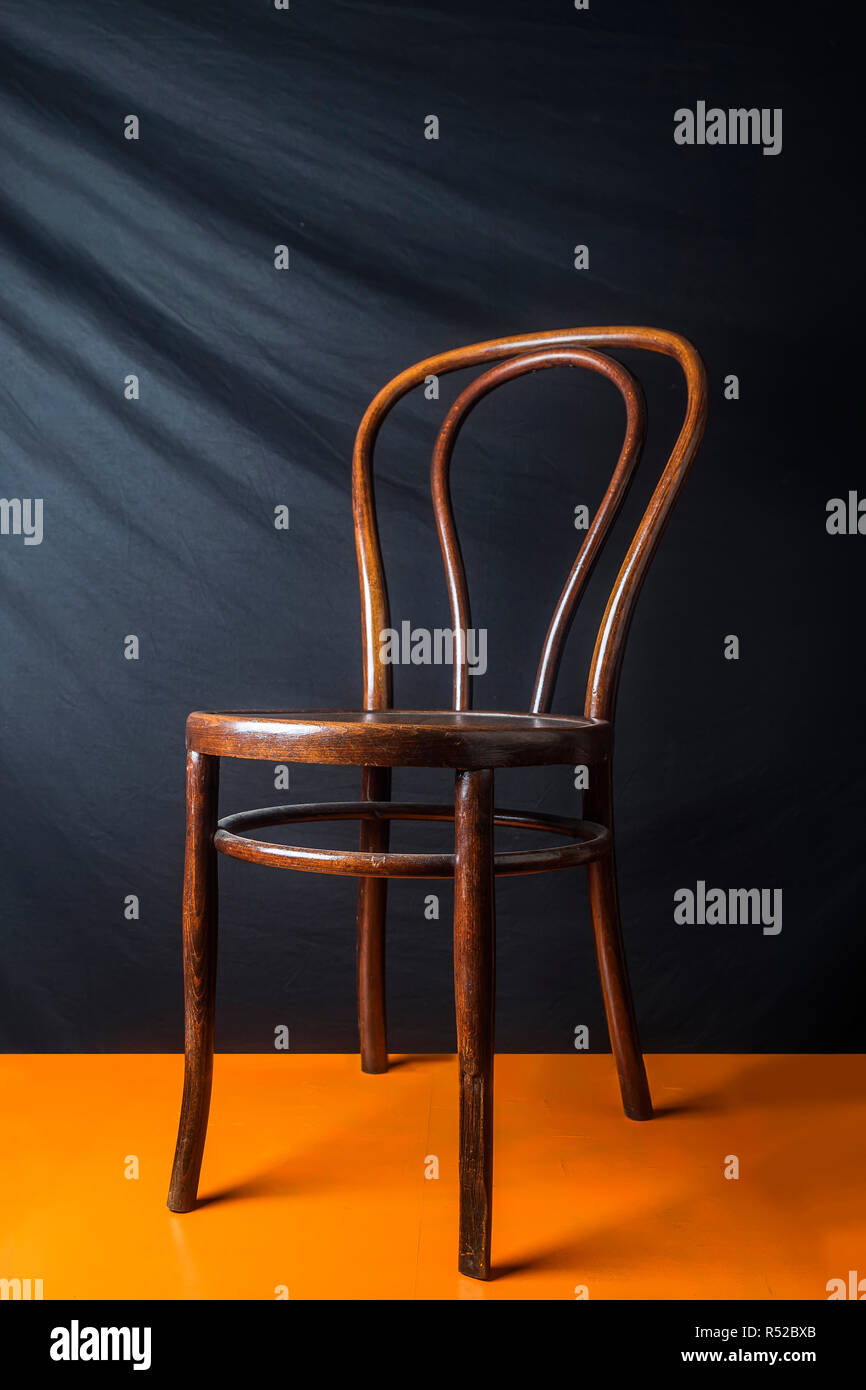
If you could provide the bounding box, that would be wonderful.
[167,750,220,1211]
[453,767,496,1279]
[357,766,391,1073]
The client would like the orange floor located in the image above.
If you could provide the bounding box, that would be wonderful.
[1,1053,863,1300]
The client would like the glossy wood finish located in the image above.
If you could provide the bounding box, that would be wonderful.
[430,348,646,711]
[353,326,707,718]
[453,769,496,1279]
[169,325,708,1280]
[167,751,219,1212]
[584,758,652,1121]
[186,707,608,768]
[213,799,609,877]
[357,765,390,1073]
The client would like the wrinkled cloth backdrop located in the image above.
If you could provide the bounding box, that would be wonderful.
[1,0,862,1051]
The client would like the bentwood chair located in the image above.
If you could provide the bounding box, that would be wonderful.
[167,326,708,1280]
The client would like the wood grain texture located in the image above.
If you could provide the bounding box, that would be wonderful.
[454,768,496,1279]
[167,750,220,1212]
[212,800,610,877]
[429,348,646,712]
[168,326,708,1279]
[584,759,653,1120]
[186,707,607,768]
[357,766,390,1072]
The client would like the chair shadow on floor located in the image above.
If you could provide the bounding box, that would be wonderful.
[179,1052,866,1291]
[185,1053,453,1209]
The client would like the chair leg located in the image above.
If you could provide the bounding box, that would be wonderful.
[357,766,391,1074]
[167,750,220,1212]
[453,768,496,1280]
[585,760,653,1121]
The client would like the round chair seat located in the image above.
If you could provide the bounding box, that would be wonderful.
[186,707,609,768]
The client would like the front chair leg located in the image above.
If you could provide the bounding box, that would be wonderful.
[167,750,220,1212]
[453,768,496,1280]
[357,766,391,1073]
[585,760,653,1121]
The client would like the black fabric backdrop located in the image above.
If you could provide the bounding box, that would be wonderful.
[1,1,862,1052]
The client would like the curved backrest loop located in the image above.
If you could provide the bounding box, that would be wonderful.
[352,326,708,722]
[430,348,646,712]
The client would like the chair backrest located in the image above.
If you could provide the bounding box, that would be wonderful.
[352,327,707,723]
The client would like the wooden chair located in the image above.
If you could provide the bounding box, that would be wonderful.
[167,326,708,1280]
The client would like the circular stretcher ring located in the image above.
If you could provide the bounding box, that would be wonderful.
[213,800,610,878]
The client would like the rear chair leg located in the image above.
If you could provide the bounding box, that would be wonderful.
[167,750,220,1212]
[585,760,652,1121]
[453,768,496,1279]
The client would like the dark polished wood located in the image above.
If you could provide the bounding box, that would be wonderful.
[213,800,610,877]
[584,758,652,1121]
[357,765,390,1073]
[168,325,708,1279]
[167,750,220,1213]
[186,707,607,768]
[454,769,496,1279]
[353,326,707,718]
[430,348,646,712]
